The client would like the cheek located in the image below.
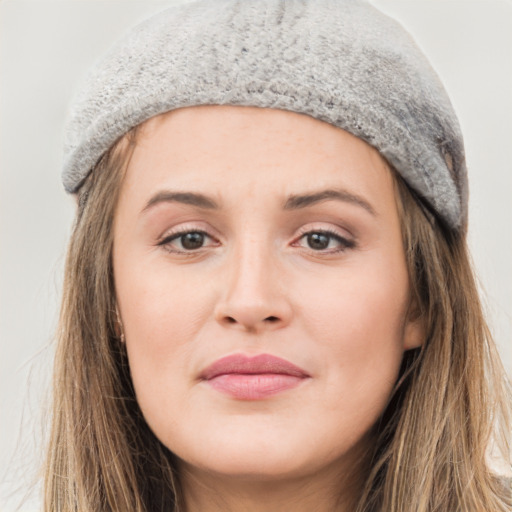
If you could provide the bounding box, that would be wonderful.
[118,252,213,342]
[296,254,409,399]
[115,257,216,406]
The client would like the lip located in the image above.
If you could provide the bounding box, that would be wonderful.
[200,353,311,400]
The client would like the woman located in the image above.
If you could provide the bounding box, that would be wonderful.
[45,0,511,510]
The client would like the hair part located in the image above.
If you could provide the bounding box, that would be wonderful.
[44,130,511,511]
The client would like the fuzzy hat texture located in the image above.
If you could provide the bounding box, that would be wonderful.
[62,0,468,230]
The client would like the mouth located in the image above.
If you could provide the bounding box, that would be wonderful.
[199,353,311,400]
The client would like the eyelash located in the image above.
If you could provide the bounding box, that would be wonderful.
[294,227,356,253]
[157,229,217,255]
[157,227,355,255]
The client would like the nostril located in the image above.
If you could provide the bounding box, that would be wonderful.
[219,313,284,329]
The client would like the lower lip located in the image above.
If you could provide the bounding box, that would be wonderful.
[206,373,307,400]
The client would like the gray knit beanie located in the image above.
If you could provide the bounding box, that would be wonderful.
[62,0,468,231]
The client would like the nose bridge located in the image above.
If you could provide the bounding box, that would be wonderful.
[230,234,273,298]
[215,230,291,331]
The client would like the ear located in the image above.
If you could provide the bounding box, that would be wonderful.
[403,297,426,350]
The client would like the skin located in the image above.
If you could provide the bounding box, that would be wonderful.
[113,105,424,512]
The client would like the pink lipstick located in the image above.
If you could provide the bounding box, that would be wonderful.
[200,353,310,400]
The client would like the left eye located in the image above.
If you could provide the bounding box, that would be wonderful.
[158,230,214,252]
[297,230,354,252]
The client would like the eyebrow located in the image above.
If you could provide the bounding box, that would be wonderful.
[142,188,376,216]
[142,191,219,212]
[283,189,376,216]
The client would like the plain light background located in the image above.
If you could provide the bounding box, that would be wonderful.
[1,1,511,510]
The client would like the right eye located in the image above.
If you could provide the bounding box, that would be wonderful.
[158,230,217,253]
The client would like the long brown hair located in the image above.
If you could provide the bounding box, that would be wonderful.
[44,128,511,511]
[356,177,512,511]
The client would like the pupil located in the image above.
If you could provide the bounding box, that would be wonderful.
[182,232,204,250]
[308,232,329,249]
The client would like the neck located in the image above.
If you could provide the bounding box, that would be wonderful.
[177,446,369,512]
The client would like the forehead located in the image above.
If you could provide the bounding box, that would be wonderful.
[137,105,384,162]
[119,105,396,216]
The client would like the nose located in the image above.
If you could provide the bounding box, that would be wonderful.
[214,240,293,333]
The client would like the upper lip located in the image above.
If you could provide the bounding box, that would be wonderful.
[200,353,310,380]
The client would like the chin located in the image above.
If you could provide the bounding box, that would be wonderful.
[169,426,364,484]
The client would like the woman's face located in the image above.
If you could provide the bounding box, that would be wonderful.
[113,105,423,483]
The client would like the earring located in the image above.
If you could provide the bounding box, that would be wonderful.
[115,306,125,343]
